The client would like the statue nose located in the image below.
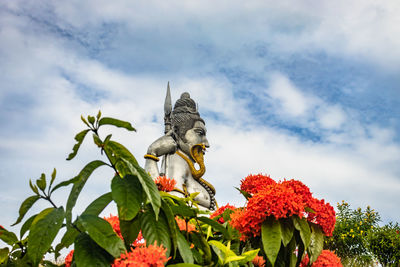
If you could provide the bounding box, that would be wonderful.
[203,138,210,148]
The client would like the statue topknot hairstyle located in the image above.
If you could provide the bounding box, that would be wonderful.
[171,92,205,140]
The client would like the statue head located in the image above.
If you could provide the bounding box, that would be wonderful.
[171,93,209,156]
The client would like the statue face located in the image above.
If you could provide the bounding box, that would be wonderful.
[178,121,209,156]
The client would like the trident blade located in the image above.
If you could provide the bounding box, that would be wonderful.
[164,82,172,134]
[164,82,172,115]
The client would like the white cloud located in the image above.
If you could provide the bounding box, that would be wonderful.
[268,73,313,117]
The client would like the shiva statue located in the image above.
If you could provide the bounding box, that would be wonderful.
[144,83,217,210]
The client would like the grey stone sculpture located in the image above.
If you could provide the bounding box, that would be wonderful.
[144,83,216,210]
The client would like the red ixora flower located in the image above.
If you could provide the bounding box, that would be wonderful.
[240,174,276,195]
[210,204,236,224]
[252,255,266,267]
[300,250,343,267]
[175,216,196,233]
[230,175,336,240]
[112,241,170,267]
[64,250,74,267]
[155,176,176,192]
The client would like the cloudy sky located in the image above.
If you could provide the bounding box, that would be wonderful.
[1,0,399,241]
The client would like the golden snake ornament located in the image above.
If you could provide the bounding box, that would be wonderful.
[175,144,217,209]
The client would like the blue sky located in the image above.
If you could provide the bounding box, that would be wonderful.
[1,0,400,243]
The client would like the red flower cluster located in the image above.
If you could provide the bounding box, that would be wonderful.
[105,214,123,239]
[64,250,74,267]
[300,250,343,267]
[252,255,266,267]
[112,242,170,267]
[0,225,3,236]
[175,216,196,232]
[240,174,276,195]
[155,176,176,192]
[230,175,336,239]
[210,204,236,224]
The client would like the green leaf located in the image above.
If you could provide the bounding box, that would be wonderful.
[20,213,37,238]
[177,231,194,263]
[103,134,112,145]
[50,168,57,187]
[161,199,178,255]
[66,129,90,160]
[56,193,113,255]
[225,255,246,264]
[111,175,142,220]
[105,140,139,170]
[98,117,136,131]
[0,247,9,264]
[12,195,40,226]
[292,216,311,251]
[55,227,79,256]
[120,218,141,247]
[235,187,252,200]
[122,158,161,219]
[308,223,324,264]
[82,192,113,216]
[141,208,171,256]
[81,115,90,127]
[170,203,197,218]
[50,176,80,194]
[209,240,236,264]
[190,232,212,265]
[96,110,102,121]
[74,233,113,267]
[237,249,260,265]
[36,173,46,191]
[88,115,95,125]
[261,217,282,267]
[65,160,107,226]
[279,218,294,247]
[78,215,126,258]
[295,231,305,267]
[197,217,231,239]
[27,207,64,266]
[93,133,103,147]
[0,226,18,246]
[29,179,39,195]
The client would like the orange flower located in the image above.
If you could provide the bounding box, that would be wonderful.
[175,216,196,232]
[300,250,342,267]
[155,176,176,192]
[112,241,170,267]
[252,255,266,267]
[104,214,123,239]
[307,198,336,236]
[240,174,276,195]
[210,204,236,224]
[230,175,336,239]
[64,250,74,267]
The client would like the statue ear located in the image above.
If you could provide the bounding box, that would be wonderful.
[171,125,179,141]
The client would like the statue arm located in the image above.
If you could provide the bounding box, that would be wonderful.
[144,133,177,179]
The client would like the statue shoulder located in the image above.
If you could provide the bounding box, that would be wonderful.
[147,134,177,157]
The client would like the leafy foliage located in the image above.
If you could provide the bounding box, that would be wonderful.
[0,112,342,267]
[324,201,380,266]
[367,222,400,266]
